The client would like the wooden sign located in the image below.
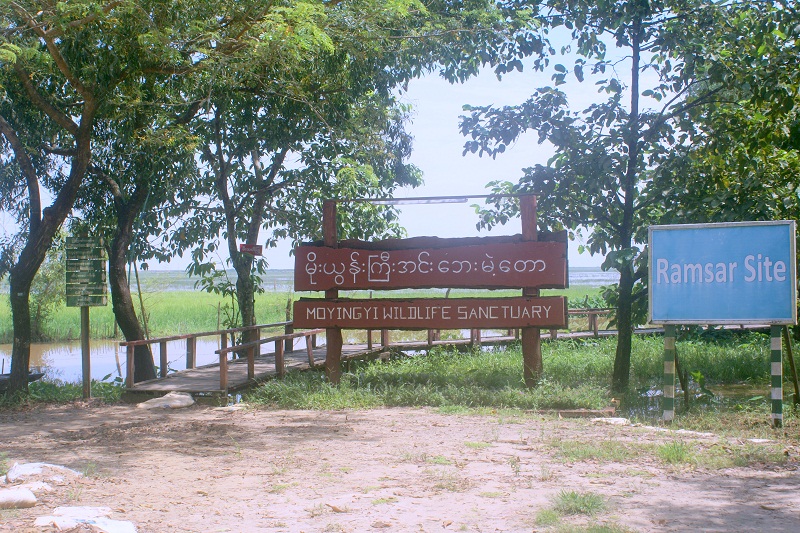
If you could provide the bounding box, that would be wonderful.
[66,295,108,307]
[66,237,107,308]
[293,296,567,329]
[294,238,567,291]
[239,243,263,256]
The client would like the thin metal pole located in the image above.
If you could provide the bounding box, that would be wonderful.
[81,306,91,399]
[663,325,677,422]
[771,325,783,428]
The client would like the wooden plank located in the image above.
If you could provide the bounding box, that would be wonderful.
[521,195,542,387]
[294,240,567,291]
[323,200,343,385]
[293,296,568,329]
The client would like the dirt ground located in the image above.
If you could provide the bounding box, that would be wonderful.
[1,402,799,533]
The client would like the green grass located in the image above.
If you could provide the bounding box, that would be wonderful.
[550,439,640,463]
[0,377,124,406]
[241,331,780,414]
[552,490,607,516]
[244,344,611,410]
[0,289,295,342]
[657,440,694,465]
[0,280,604,343]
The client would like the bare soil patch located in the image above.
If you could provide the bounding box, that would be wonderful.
[1,403,799,532]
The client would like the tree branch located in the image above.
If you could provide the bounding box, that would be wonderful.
[11,2,92,99]
[0,114,42,232]
[88,164,123,199]
[13,62,79,135]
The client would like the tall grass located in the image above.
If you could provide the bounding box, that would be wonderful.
[0,290,295,342]
[0,283,603,342]
[244,332,775,412]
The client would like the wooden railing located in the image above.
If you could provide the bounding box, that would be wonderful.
[562,308,613,338]
[214,329,324,390]
[120,321,293,388]
[121,308,612,390]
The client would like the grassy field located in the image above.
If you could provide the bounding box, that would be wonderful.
[242,330,792,427]
[0,281,605,342]
[9,329,792,432]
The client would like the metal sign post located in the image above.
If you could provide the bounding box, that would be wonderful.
[65,237,108,399]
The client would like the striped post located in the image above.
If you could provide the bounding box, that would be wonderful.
[663,325,677,422]
[771,325,783,428]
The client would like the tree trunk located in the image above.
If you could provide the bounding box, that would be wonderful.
[234,257,258,345]
[8,210,73,394]
[8,271,34,395]
[108,187,156,382]
[611,15,643,395]
[612,266,635,393]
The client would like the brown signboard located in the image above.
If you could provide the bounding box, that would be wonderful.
[293,296,567,330]
[294,239,567,291]
[239,243,263,256]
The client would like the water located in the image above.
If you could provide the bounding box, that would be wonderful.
[0,336,312,384]
[0,267,618,383]
[569,267,619,286]
[1,267,617,293]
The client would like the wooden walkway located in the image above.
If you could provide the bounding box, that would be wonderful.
[120,309,632,402]
[123,333,522,402]
[126,344,367,397]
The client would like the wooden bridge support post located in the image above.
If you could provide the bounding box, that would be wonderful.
[275,340,285,378]
[126,344,134,388]
[381,329,390,347]
[219,352,228,391]
[284,323,293,353]
[159,341,168,378]
[323,200,343,384]
[247,346,255,380]
[521,195,542,387]
[186,336,196,370]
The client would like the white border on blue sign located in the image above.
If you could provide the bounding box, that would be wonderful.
[648,221,797,325]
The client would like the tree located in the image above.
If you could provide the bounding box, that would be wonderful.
[655,1,800,227]
[459,0,730,392]
[172,0,552,343]
[0,0,228,394]
[73,113,199,381]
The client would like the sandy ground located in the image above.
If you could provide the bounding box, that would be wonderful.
[1,402,799,532]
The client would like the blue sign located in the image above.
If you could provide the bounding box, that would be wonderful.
[649,221,797,324]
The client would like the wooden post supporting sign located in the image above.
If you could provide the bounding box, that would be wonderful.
[66,236,108,399]
[297,194,567,387]
[323,200,344,384]
[521,195,542,387]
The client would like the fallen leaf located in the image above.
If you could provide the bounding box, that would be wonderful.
[326,503,347,513]
[443,520,453,528]
[372,521,392,528]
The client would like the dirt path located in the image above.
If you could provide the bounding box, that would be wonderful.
[1,403,799,532]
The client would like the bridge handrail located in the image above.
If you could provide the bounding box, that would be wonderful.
[123,321,294,387]
[119,321,292,347]
[215,328,325,390]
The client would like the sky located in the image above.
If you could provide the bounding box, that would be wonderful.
[260,65,607,270]
[0,46,612,272]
